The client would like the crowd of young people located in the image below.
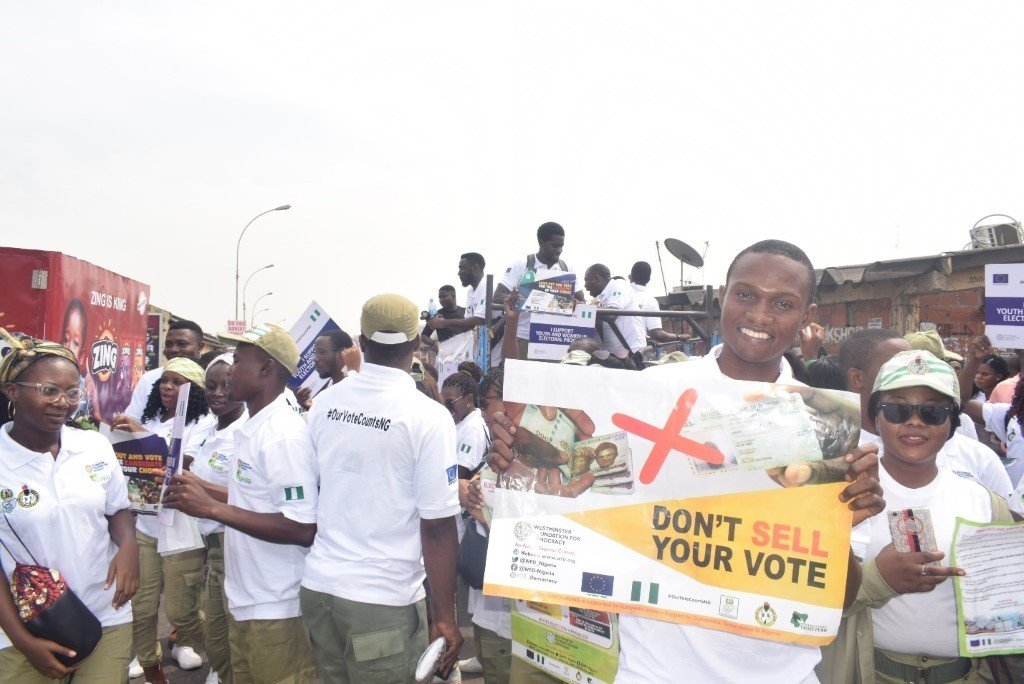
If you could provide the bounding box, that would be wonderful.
[0,225,1022,684]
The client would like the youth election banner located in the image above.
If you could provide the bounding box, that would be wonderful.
[483,360,859,646]
[528,304,597,361]
[287,300,341,393]
[985,263,1024,349]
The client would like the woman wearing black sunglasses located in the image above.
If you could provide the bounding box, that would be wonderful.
[851,350,1021,684]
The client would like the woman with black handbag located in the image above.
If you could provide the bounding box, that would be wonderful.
[0,330,139,682]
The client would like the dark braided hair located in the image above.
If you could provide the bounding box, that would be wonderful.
[456,361,483,384]
[442,370,479,405]
[480,367,504,399]
[141,381,209,425]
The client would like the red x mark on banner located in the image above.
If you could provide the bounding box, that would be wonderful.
[611,388,725,484]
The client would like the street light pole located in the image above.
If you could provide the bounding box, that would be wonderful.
[252,307,271,324]
[242,264,274,323]
[251,292,272,325]
[235,205,290,320]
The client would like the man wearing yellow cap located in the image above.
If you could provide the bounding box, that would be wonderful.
[165,324,318,684]
[301,294,463,683]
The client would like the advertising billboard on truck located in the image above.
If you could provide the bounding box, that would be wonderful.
[0,247,151,424]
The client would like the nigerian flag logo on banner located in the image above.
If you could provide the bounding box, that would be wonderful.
[630,580,659,605]
[284,486,305,501]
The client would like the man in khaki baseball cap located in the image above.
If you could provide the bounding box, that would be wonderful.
[232,323,300,375]
[300,293,464,680]
[360,293,421,346]
[164,327,318,682]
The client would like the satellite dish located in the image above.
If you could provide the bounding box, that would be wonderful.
[663,238,704,268]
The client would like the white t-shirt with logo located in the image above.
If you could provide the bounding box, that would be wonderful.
[191,412,248,537]
[0,425,133,650]
[597,279,646,353]
[225,393,319,621]
[631,283,663,333]
[618,347,822,684]
[303,363,460,607]
[863,466,992,657]
[465,280,488,322]
[455,409,489,471]
[499,254,577,340]
[455,409,488,542]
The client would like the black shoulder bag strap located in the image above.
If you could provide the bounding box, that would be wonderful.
[605,319,642,370]
[0,514,39,565]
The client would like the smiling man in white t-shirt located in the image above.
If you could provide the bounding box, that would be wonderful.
[301,293,463,683]
[487,240,885,684]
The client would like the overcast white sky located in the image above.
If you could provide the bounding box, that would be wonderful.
[3,2,1023,335]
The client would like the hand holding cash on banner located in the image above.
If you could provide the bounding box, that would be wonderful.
[483,360,881,646]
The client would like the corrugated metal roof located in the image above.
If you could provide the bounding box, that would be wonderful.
[815,244,1024,289]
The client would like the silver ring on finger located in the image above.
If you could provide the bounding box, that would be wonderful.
[920,564,928,576]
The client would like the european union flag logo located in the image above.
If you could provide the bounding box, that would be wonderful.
[994,273,1009,284]
[446,464,457,485]
[969,639,980,647]
[581,571,614,596]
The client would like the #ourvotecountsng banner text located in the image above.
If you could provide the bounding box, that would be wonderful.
[482,359,858,646]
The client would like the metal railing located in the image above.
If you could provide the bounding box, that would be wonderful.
[482,276,716,346]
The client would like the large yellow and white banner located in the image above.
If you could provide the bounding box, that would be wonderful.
[483,359,859,646]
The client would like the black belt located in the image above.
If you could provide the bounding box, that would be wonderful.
[874,648,971,683]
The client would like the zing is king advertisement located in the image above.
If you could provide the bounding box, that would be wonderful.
[0,247,151,424]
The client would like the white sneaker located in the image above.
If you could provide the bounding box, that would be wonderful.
[171,645,204,671]
[129,657,144,679]
[204,670,220,684]
[459,656,483,674]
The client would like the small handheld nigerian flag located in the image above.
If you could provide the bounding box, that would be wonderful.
[284,486,305,502]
